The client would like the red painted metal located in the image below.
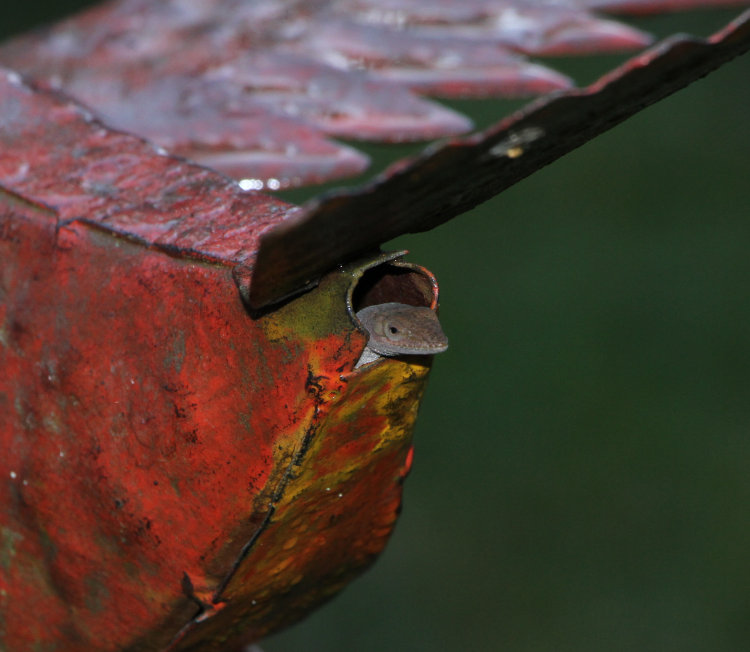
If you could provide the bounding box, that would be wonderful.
[0,70,439,650]
[1,2,749,649]
[2,1,747,188]
[0,0,657,187]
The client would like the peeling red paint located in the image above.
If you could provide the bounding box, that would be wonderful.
[0,72,439,650]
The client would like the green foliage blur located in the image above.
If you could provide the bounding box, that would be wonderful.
[4,5,749,651]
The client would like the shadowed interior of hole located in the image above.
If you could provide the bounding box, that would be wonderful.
[352,264,434,312]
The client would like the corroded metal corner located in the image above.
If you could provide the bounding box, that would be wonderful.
[167,252,443,650]
[1,182,444,651]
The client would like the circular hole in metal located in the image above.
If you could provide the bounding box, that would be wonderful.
[352,263,435,312]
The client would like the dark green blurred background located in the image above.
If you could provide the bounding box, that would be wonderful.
[4,5,750,651]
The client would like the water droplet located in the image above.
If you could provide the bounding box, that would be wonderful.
[5,70,22,86]
[239,178,264,191]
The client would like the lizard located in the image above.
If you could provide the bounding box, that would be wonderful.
[355,302,449,368]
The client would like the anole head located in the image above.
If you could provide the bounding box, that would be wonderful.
[355,302,449,360]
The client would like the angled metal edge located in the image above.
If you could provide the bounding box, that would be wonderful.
[248,9,750,309]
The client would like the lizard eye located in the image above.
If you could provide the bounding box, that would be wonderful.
[385,323,405,341]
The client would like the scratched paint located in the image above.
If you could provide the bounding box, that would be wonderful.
[0,178,442,650]
[0,69,446,650]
